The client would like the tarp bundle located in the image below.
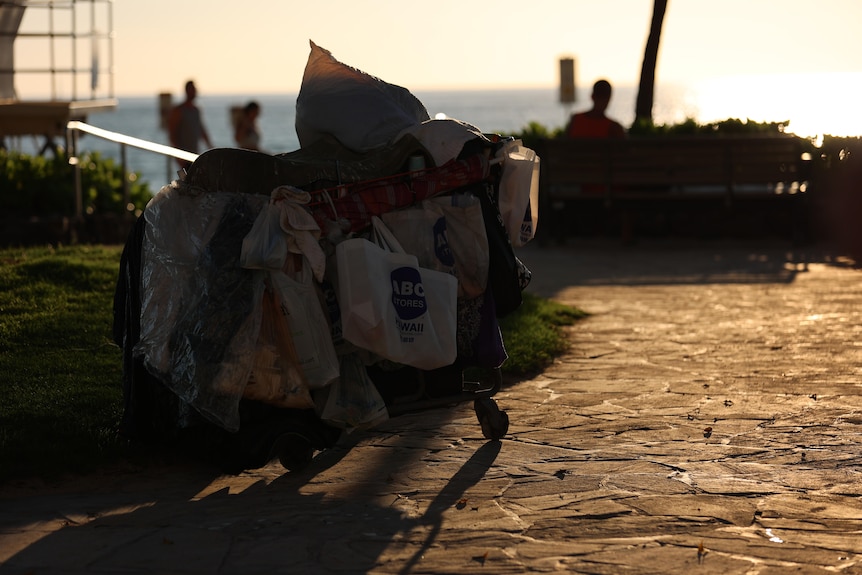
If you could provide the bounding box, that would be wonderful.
[295,40,430,153]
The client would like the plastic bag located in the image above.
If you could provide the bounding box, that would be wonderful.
[336,217,458,370]
[456,289,508,369]
[240,201,287,270]
[244,285,314,409]
[382,193,489,299]
[270,256,340,390]
[295,40,430,152]
[241,186,326,280]
[136,186,268,432]
[496,139,540,247]
[316,353,389,431]
[395,118,487,167]
[477,184,523,318]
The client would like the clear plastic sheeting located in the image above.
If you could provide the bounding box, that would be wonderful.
[135,184,269,432]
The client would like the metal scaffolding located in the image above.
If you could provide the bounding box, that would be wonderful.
[0,0,117,144]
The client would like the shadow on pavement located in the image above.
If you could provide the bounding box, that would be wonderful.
[397,440,502,574]
[1,403,502,573]
[517,241,858,294]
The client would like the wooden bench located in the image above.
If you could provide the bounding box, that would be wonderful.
[533,135,813,244]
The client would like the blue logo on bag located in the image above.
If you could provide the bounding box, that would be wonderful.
[391,267,427,320]
[433,216,455,267]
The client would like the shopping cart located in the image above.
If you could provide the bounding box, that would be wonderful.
[113,134,523,473]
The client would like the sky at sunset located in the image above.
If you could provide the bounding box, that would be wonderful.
[11,0,862,98]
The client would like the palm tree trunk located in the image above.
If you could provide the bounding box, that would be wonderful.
[635,0,668,125]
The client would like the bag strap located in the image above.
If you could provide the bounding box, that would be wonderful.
[278,253,313,287]
[370,216,406,254]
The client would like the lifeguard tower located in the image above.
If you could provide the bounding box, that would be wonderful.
[0,0,116,154]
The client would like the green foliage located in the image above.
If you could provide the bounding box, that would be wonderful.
[628,116,790,137]
[503,117,793,143]
[0,245,125,480]
[0,151,71,213]
[0,150,153,217]
[499,292,586,376]
[501,121,565,150]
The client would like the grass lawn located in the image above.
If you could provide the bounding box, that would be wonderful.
[0,244,584,482]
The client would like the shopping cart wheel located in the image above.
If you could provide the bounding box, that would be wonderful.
[474,398,509,440]
[272,432,314,472]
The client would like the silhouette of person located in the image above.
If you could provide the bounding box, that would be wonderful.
[168,80,213,169]
[565,79,632,243]
[565,79,626,139]
[234,100,262,151]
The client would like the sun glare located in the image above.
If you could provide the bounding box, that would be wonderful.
[694,72,862,138]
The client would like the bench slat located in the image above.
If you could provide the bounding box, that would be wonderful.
[535,135,811,242]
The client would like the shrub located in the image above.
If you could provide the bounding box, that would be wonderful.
[0,150,153,217]
[628,116,790,137]
[504,117,794,142]
[503,121,565,150]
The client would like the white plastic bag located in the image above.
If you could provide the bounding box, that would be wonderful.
[382,194,489,299]
[240,201,287,270]
[241,186,325,280]
[270,257,340,389]
[295,40,429,152]
[316,353,389,431]
[244,286,314,409]
[395,118,487,167]
[496,139,540,247]
[336,217,458,370]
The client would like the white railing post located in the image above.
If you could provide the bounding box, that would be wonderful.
[65,120,199,215]
[70,128,83,219]
[120,141,129,208]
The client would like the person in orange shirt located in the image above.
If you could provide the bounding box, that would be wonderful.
[565,79,626,139]
[565,79,633,242]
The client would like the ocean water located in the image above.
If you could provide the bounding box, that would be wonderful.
[8,79,856,192]
[8,86,697,190]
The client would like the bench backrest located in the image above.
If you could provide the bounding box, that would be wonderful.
[535,135,810,193]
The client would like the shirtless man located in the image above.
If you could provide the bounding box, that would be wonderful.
[168,80,213,169]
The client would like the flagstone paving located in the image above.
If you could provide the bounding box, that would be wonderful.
[2,240,862,574]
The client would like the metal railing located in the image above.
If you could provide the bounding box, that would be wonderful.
[66,120,197,217]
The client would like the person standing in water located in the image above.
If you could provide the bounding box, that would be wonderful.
[168,80,213,169]
[234,100,262,151]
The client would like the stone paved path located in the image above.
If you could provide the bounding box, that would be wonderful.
[2,240,862,574]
